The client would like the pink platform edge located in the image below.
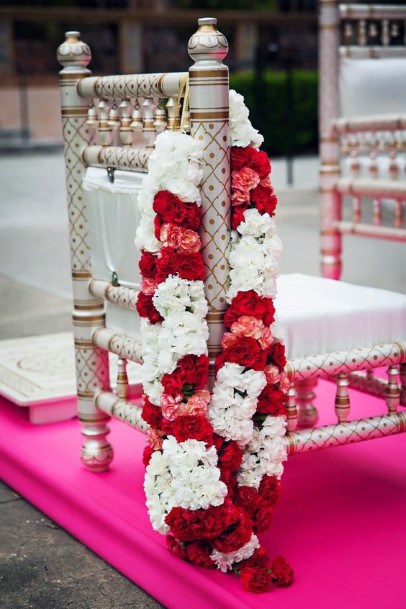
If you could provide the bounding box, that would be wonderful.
[1,381,405,609]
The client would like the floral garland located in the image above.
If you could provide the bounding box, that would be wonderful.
[135,91,293,594]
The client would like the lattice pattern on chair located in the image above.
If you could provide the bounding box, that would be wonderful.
[319,2,406,281]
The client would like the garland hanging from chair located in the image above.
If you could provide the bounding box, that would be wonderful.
[135,90,293,594]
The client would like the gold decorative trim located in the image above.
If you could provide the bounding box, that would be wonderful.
[72,270,92,279]
[72,313,105,323]
[190,110,229,119]
[61,108,88,117]
[189,69,228,78]
[73,303,104,311]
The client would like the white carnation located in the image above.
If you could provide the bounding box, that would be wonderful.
[153,276,208,319]
[238,208,275,239]
[210,534,260,572]
[144,437,227,534]
[238,415,288,488]
[229,90,264,149]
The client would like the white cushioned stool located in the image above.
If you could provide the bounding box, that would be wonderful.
[277,274,406,360]
[275,274,406,433]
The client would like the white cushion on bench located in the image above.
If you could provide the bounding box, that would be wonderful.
[276,274,406,360]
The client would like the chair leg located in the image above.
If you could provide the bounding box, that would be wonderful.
[400,363,406,405]
[386,365,400,413]
[320,190,342,280]
[295,378,319,428]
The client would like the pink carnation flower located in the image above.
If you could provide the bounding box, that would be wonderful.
[160,223,201,253]
[264,364,281,384]
[222,332,239,349]
[185,389,211,416]
[231,315,264,340]
[160,393,184,420]
[232,167,261,205]
[147,428,163,450]
[141,277,157,296]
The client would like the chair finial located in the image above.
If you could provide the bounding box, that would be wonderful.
[188,17,228,64]
[57,30,91,71]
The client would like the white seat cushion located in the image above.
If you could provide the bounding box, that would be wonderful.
[276,274,406,359]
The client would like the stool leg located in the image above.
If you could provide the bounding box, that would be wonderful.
[295,378,319,428]
[400,363,406,405]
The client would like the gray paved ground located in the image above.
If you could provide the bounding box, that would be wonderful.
[0,151,404,608]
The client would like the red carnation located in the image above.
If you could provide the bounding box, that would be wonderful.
[224,291,275,328]
[139,250,157,279]
[153,190,201,230]
[178,354,209,389]
[155,248,205,283]
[251,184,278,216]
[166,534,187,560]
[214,352,227,375]
[163,415,214,445]
[211,508,252,553]
[223,336,267,371]
[250,149,271,180]
[234,486,274,534]
[253,502,274,534]
[240,566,273,594]
[165,507,196,542]
[141,397,163,429]
[188,503,237,539]
[154,214,162,239]
[268,341,286,371]
[231,204,249,230]
[218,441,243,473]
[142,445,154,466]
[270,555,294,587]
[258,476,281,505]
[181,203,201,231]
[239,546,270,571]
[136,291,163,324]
[230,146,257,172]
[185,540,214,568]
[153,190,186,224]
[256,384,287,416]
[234,485,261,513]
[161,368,184,397]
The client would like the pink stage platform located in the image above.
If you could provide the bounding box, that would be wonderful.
[1,381,405,609]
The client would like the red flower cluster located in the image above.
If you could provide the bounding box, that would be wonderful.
[230,146,278,229]
[137,191,204,321]
[224,290,275,328]
[153,190,201,231]
[165,501,253,557]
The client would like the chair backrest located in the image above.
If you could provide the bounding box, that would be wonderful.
[319,2,406,280]
[57,19,232,470]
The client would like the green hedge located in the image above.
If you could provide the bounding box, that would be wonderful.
[229,70,318,157]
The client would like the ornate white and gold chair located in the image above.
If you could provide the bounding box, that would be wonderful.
[57,17,405,473]
[319,1,406,281]
[57,20,232,470]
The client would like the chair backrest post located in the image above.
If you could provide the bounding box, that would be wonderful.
[188,18,231,378]
[57,32,112,472]
[319,0,342,280]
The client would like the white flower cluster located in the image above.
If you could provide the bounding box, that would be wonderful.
[237,416,287,488]
[229,90,264,149]
[144,436,227,534]
[210,534,260,572]
[208,363,267,447]
[227,210,283,302]
[140,276,209,404]
[135,131,204,252]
